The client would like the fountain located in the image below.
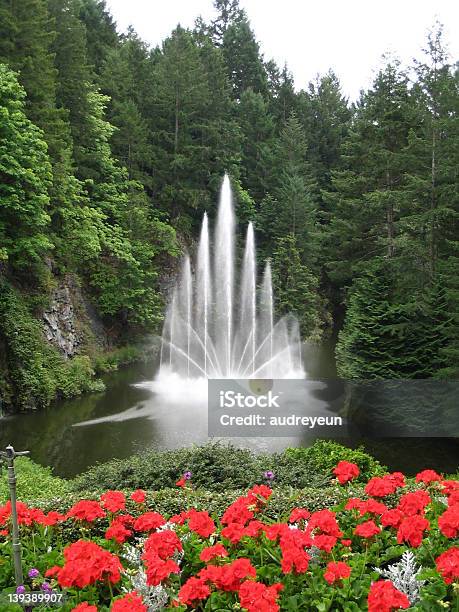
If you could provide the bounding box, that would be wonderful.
[159,175,304,380]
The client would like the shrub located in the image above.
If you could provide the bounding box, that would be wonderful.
[284,440,386,480]
[0,457,69,502]
[69,441,384,493]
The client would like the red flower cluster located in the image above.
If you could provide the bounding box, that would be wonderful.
[345,497,387,517]
[396,515,429,548]
[182,509,216,538]
[71,604,98,612]
[288,507,310,523]
[397,490,431,516]
[100,491,126,513]
[333,460,360,484]
[105,517,133,544]
[130,489,146,504]
[438,504,459,538]
[178,576,211,605]
[142,529,181,586]
[66,500,105,522]
[436,546,459,584]
[324,561,351,585]
[133,511,166,532]
[354,520,380,539]
[199,558,256,591]
[111,591,147,611]
[45,540,122,588]
[367,580,410,612]
[416,469,442,485]
[200,543,228,562]
[238,580,283,612]
[306,508,343,552]
[365,472,405,497]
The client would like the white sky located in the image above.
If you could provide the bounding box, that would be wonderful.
[105,0,459,100]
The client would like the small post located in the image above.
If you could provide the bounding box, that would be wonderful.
[1,445,30,588]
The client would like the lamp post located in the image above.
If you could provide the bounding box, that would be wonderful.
[0,444,30,587]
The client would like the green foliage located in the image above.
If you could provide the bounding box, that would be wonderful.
[0,280,103,410]
[0,457,69,503]
[69,441,384,493]
[284,440,386,480]
[271,234,321,339]
[0,64,53,269]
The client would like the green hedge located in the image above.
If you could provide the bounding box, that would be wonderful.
[0,457,70,503]
[69,441,385,494]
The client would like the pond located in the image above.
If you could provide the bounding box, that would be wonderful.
[0,342,457,478]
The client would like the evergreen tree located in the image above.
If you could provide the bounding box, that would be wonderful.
[258,113,317,262]
[237,88,275,203]
[0,65,52,269]
[210,0,244,46]
[78,0,119,74]
[221,15,268,99]
[271,234,320,338]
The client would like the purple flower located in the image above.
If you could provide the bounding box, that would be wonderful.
[28,568,39,579]
[184,471,192,480]
[16,585,26,595]
[264,470,275,480]
[41,582,52,592]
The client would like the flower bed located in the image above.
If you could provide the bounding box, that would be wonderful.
[0,464,458,610]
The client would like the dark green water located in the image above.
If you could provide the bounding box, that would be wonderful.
[0,343,457,478]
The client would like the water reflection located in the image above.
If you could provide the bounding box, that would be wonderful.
[0,344,457,477]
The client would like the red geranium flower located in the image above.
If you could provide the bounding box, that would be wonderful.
[333,461,360,484]
[144,556,180,586]
[397,515,429,548]
[397,490,431,516]
[130,489,146,504]
[307,509,343,538]
[105,519,132,544]
[66,500,105,522]
[200,543,228,562]
[289,508,310,523]
[438,504,459,538]
[415,469,442,485]
[248,484,273,501]
[340,539,352,547]
[185,509,216,538]
[178,577,211,605]
[436,546,459,584]
[133,511,166,532]
[71,604,98,611]
[111,592,147,611]
[365,476,398,498]
[313,534,338,553]
[381,509,403,529]
[354,520,380,538]
[238,580,283,612]
[144,530,182,560]
[100,491,126,513]
[200,558,256,592]
[176,478,186,488]
[368,580,410,612]
[46,540,122,588]
[324,561,351,585]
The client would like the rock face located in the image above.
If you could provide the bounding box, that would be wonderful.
[43,284,81,358]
